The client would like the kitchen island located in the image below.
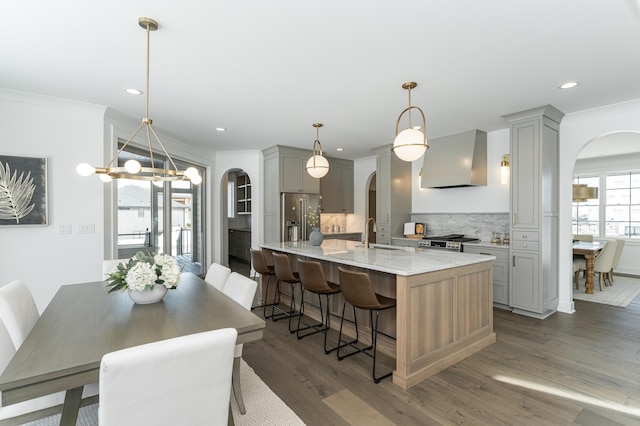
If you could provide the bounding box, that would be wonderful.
[260,240,496,390]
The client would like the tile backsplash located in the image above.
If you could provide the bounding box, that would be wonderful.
[410,212,509,242]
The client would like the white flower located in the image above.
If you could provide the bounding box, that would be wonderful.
[126,261,157,291]
[156,254,181,288]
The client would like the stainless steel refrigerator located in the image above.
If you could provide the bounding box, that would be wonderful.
[281,193,320,242]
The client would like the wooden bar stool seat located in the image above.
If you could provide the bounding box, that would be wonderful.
[337,267,396,383]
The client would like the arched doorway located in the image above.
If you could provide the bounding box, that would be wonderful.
[221,168,252,273]
[366,172,377,243]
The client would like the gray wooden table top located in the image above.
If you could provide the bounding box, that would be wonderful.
[0,272,265,404]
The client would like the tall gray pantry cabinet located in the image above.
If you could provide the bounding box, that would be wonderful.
[504,105,564,319]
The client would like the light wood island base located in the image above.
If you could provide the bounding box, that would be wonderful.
[260,244,495,390]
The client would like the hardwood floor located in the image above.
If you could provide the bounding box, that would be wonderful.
[240,295,640,425]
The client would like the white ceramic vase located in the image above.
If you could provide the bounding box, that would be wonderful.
[128,285,168,304]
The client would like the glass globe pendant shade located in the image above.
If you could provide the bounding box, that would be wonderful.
[306,155,329,178]
[99,174,113,183]
[393,128,427,162]
[190,173,203,185]
[76,163,96,177]
[124,159,142,174]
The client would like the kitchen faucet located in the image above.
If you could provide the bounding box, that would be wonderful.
[364,217,377,249]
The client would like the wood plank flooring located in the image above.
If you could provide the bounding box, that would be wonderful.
[241,292,640,425]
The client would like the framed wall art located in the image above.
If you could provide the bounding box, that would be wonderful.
[0,155,48,226]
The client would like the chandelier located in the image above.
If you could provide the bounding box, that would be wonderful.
[76,17,201,185]
[306,123,330,178]
[392,82,428,162]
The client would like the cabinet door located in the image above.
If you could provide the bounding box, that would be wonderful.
[510,251,539,311]
[511,120,540,228]
[376,152,391,223]
[281,154,303,192]
[340,164,354,213]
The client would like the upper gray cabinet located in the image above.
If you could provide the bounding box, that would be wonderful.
[320,157,354,213]
[279,147,319,194]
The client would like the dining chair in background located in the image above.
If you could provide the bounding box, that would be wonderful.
[0,280,39,350]
[222,272,258,415]
[573,234,594,242]
[575,240,618,291]
[296,258,345,353]
[99,328,238,426]
[609,239,626,283]
[336,267,396,383]
[204,262,232,291]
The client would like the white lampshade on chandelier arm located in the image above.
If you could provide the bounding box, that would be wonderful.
[392,82,429,162]
[306,123,330,178]
[76,17,200,184]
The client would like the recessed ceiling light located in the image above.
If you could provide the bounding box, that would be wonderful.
[124,88,143,95]
[336,148,344,152]
[215,127,226,132]
[559,81,579,89]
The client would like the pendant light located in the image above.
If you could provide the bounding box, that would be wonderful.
[76,17,201,185]
[306,123,330,178]
[392,82,428,162]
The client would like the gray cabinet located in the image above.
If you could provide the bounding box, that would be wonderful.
[229,229,251,262]
[374,146,411,245]
[505,105,563,319]
[463,245,510,307]
[279,148,319,194]
[235,172,251,215]
[320,157,354,213]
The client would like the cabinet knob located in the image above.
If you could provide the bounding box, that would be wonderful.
[522,234,527,238]
[522,243,527,248]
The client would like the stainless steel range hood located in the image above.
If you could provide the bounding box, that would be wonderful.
[420,129,487,188]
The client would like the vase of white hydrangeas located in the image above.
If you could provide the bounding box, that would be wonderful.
[106,251,181,304]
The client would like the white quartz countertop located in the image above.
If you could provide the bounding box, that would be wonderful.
[260,240,494,276]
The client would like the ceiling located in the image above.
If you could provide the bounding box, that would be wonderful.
[2,1,640,160]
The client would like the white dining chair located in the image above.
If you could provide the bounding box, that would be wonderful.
[0,280,40,349]
[575,240,618,291]
[609,239,626,283]
[204,263,232,291]
[102,258,129,276]
[99,328,238,426]
[222,272,257,415]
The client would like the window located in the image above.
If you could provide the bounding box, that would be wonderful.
[605,172,640,238]
[572,171,640,240]
[115,144,206,274]
[227,181,235,219]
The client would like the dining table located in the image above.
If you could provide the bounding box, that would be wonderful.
[0,272,265,426]
[573,241,606,294]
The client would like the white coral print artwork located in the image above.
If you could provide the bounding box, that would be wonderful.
[0,155,47,226]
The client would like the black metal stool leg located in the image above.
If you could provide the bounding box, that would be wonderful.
[337,304,366,361]
[371,310,392,383]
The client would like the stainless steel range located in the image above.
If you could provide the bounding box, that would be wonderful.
[418,234,480,252]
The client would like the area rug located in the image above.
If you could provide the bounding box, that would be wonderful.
[24,359,305,426]
[573,275,640,307]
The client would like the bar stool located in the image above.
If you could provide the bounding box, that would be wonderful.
[250,249,277,318]
[271,252,303,333]
[296,259,352,354]
[336,267,396,383]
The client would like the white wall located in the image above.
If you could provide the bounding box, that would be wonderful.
[211,150,262,268]
[0,89,106,311]
[558,99,640,313]
[412,128,511,213]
